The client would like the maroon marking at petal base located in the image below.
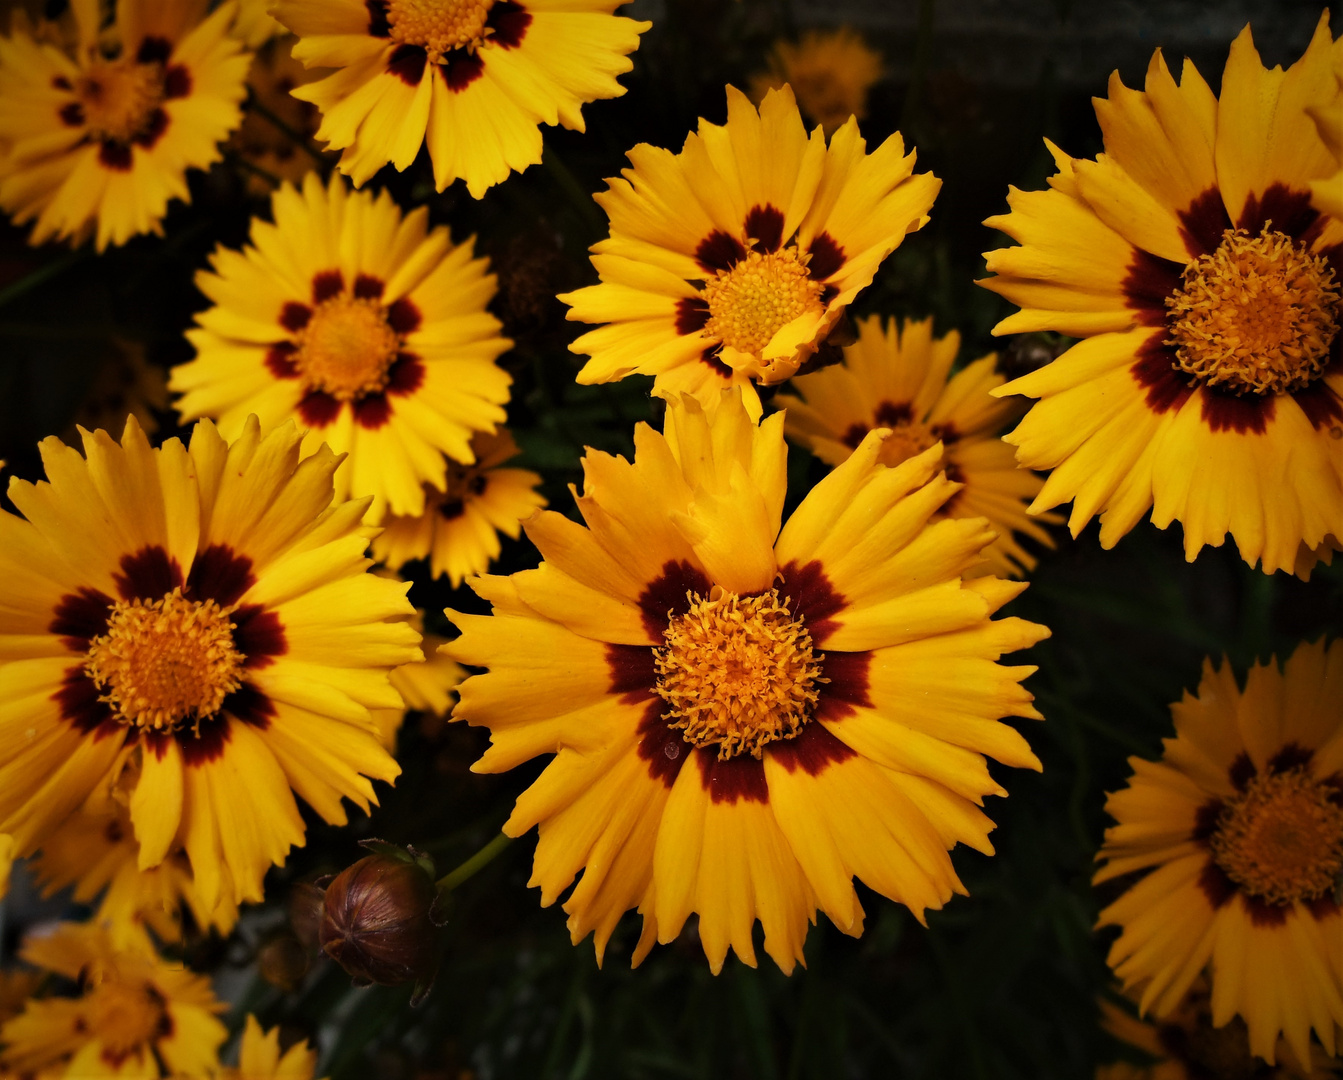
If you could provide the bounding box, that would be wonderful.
[637,699,688,786]
[298,390,342,427]
[352,355,423,428]
[115,546,184,602]
[819,284,839,305]
[366,0,391,36]
[52,75,71,90]
[470,474,488,495]
[807,232,845,280]
[1200,388,1272,435]
[265,342,299,379]
[388,44,427,86]
[354,274,385,300]
[700,347,733,377]
[816,650,872,722]
[1243,894,1289,928]
[135,37,172,64]
[1295,365,1343,431]
[695,231,747,274]
[186,544,255,607]
[675,297,710,336]
[1228,752,1256,792]
[1267,742,1313,774]
[1121,248,1184,325]
[443,51,484,93]
[132,108,168,150]
[59,102,83,126]
[312,270,344,304]
[874,400,913,427]
[233,605,287,667]
[1238,183,1319,245]
[439,499,464,520]
[697,747,768,804]
[224,681,276,729]
[942,460,965,487]
[98,141,133,171]
[744,204,785,253]
[387,297,421,335]
[1131,334,1193,416]
[840,424,867,450]
[637,560,713,641]
[280,302,313,332]
[931,421,960,445]
[1307,895,1341,920]
[606,643,657,700]
[354,395,391,429]
[50,587,114,649]
[168,716,230,766]
[776,559,845,646]
[487,1,531,48]
[1196,859,1236,910]
[1176,188,1231,258]
[1191,798,1222,845]
[163,65,191,100]
[55,668,119,737]
[768,722,856,775]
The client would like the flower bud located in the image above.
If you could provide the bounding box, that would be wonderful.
[318,853,439,990]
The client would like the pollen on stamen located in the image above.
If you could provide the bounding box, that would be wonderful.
[702,247,826,357]
[292,295,403,401]
[654,587,826,760]
[385,0,495,61]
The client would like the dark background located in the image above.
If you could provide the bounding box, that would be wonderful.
[1,1,1340,1077]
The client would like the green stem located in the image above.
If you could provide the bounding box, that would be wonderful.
[245,94,328,165]
[0,247,87,310]
[435,832,513,892]
[226,151,283,189]
[541,139,604,239]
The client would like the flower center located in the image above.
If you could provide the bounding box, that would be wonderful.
[385,0,495,60]
[702,248,825,357]
[75,59,165,144]
[1209,766,1343,906]
[84,589,244,733]
[84,980,168,1061]
[1165,225,1340,396]
[294,296,402,401]
[654,587,826,760]
[1160,1012,1266,1080]
[877,418,939,467]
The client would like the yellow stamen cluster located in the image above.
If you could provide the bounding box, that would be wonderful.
[82,979,168,1061]
[85,589,244,732]
[876,418,939,468]
[294,296,401,401]
[1209,766,1343,906]
[75,59,165,144]
[703,248,825,357]
[654,586,826,760]
[1166,226,1340,396]
[386,0,495,60]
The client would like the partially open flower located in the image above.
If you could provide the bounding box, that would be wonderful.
[319,849,439,992]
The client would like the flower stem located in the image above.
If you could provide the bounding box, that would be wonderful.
[245,93,328,165]
[436,832,514,893]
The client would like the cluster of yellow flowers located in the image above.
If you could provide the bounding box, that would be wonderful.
[0,1,1337,1077]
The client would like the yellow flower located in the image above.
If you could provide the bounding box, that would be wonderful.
[372,612,466,750]
[0,415,421,910]
[232,0,285,49]
[372,429,547,585]
[446,389,1048,973]
[1095,639,1343,1066]
[560,86,940,418]
[230,35,329,195]
[0,0,250,251]
[1308,37,1343,220]
[0,833,11,900]
[776,315,1058,576]
[271,0,650,199]
[980,15,1343,577]
[170,172,513,523]
[748,28,883,136]
[31,780,238,946]
[222,1015,324,1080]
[1097,979,1334,1080]
[0,923,226,1079]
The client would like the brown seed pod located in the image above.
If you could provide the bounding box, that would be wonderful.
[318,853,439,990]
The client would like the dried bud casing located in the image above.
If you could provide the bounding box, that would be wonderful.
[319,854,438,989]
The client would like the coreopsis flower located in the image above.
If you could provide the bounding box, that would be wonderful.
[776,315,1057,576]
[446,389,1048,973]
[980,16,1343,576]
[748,28,883,136]
[560,86,940,417]
[1308,40,1343,220]
[223,1016,323,1080]
[232,0,285,49]
[271,0,651,198]
[1098,979,1332,1080]
[0,923,226,1078]
[31,782,238,945]
[372,429,546,585]
[0,834,11,900]
[371,610,465,750]
[0,415,421,910]
[0,0,250,251]
[1095,639,1343,1066]
[171,172,513,523]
